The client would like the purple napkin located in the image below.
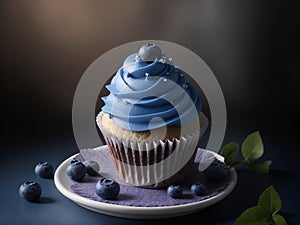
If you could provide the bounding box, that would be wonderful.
[70,147,231,207]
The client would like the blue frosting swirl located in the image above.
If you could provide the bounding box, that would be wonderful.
[101,51,202,132]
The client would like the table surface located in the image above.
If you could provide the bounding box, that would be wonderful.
[1,131,299,225]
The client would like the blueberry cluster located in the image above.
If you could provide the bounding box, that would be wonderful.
[167,183,207,199]
[19,157,228,202]
[19,158,102,202]
[167,159,228,199]
[18,161,54,202]
[66,159,120,200]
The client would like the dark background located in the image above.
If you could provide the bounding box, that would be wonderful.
[0,1,299,224]
[1,0,299,144]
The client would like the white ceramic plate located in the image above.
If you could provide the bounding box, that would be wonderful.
[54,149,237,219]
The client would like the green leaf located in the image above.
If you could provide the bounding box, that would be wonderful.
[272,214,288,225]
[258,185,282,214]
[247,160,272,174]
[234,206,271,225]
[220,142,239,166]
[242,131,264,160]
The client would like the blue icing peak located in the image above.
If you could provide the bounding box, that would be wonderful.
[101,43,202,131]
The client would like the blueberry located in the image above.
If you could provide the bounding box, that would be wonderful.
[167,185,183,198]
[204,159,228,182]
[34,162,53,178]
[95,178,120,200]
[18,181,42,202]
[138,43,162,61]
[66,161,87,182]
[83,160,100,176]
[191,183,206,196]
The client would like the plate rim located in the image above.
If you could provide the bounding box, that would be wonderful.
[54,148,237,218]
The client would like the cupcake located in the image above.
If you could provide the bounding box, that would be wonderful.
[96,43,208,188]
